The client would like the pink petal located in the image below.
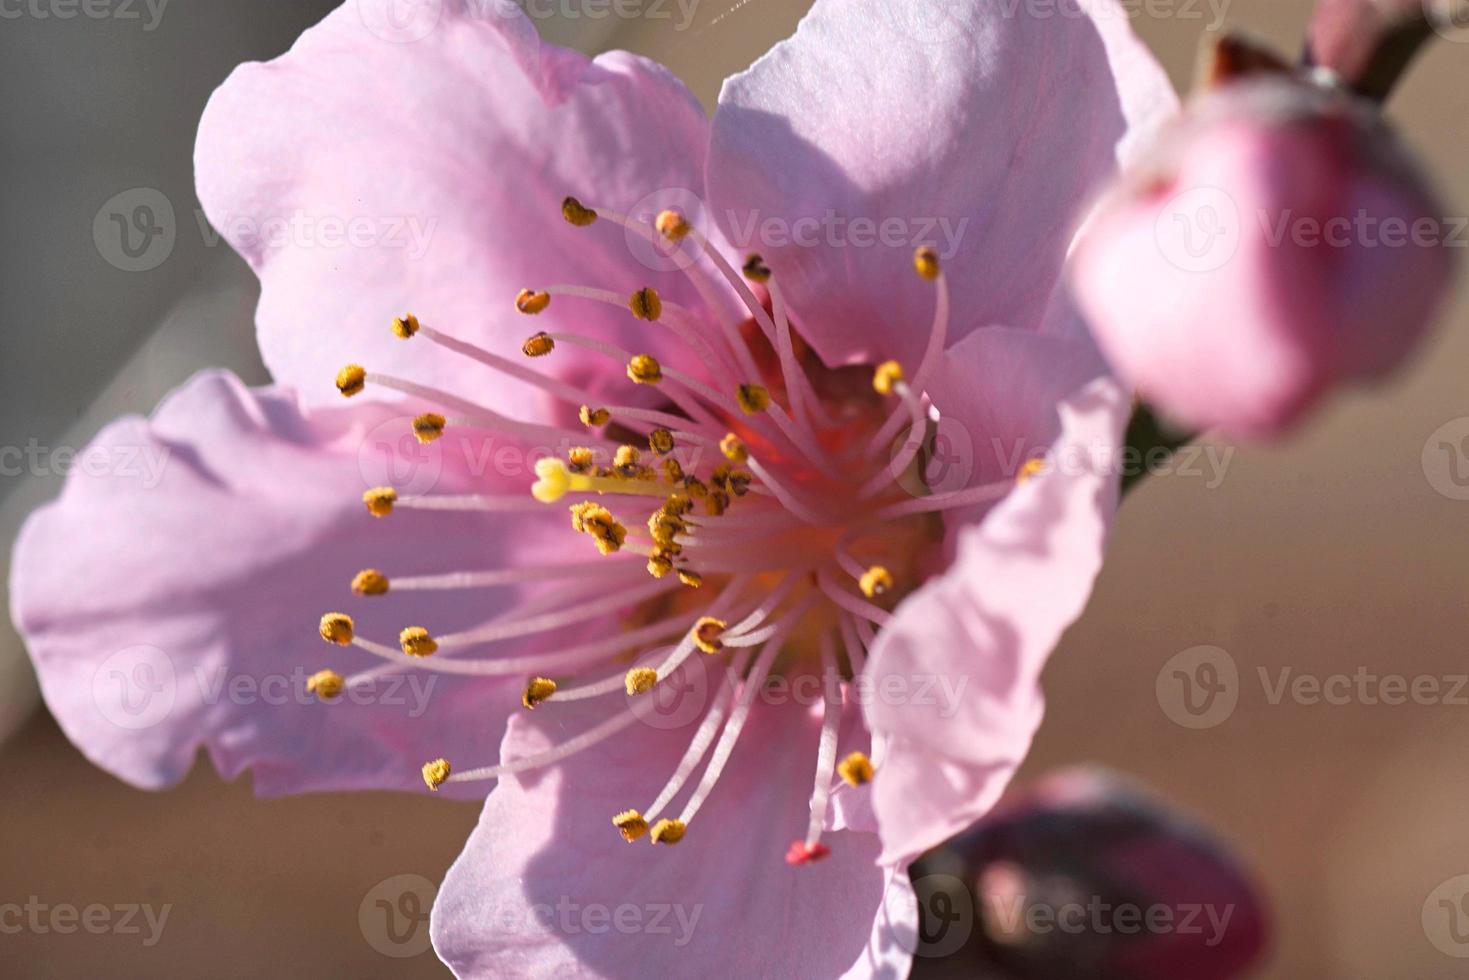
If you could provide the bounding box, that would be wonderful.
[865,376,1130,864]
[430,697,913,978]
[196,1,735,414]
[706,0,1176,367]
[10,370,567,797]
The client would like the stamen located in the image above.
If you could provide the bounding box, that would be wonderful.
[629,287,663,322]
[742,253,771,284]
[515,288,551,315]
[319,613,354,645]
[736,384,771,415]
[649,819,686,845]
[571,500,628,555]
[869,249,950,455]
[422,758,451,791]
[627,354,663,385]
[817,567,893,627]
[640,654,748,822]
[625,667,659,696]
[580,405,611,427]
[859,566,893,600]
[803,636,843,850]
[413,413,446,444]
[362,487,398,517]
[522,331,556,357]
[306,669,345,700]
[837,751,874,787]
[351,569,390,596]
[392,494,549,513]
[719,433,748,463]
[336,364,366,398]
[873,361,903,396]
[399,626,439,657]
[613,810,648,842]
[648,429,675,456]
[391,313,420,339]
[446,707,641,784]
[693,617,727,654]
[522,677,557,709]
[655,209,691,243]
[561,196,599,227]
[914,245,941,281]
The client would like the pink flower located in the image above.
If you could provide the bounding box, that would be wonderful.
[10,2,1173,976]
[1070,75,1455,438]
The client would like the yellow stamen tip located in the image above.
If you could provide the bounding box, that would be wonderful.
[306,669,345,700]
[677,569,704,589]
[567,447,596,474]
[649,818,686,845]
[613,445,642,473]
[613,810,649,842]
[736,384,771,415]
[522,677,557,709]
[351,569,390,596]
[391,313,420,339]
[860,566,894,600]
[647,551,675,579]
[532,458,573,504]
[363,486,398,517]
[873,360,904,396]
[522,331,556,357]
[662,458,685,484]
[319,612,354,645]
[742,253,771,283]
[837,752,875,787]
[627,354,663,385]
[570,501,627,555]
[336,364,367,398]
[914,246,941,281]
[629,287,663,322]
[655,209,691,242]
[1017,457,1047,484]
[648,428,675,456]
[422,758,451,792]
[413,412,446,444]
[693,617,728,655]
[625,667,659,696]
[579,405,611,428]
[719,433,748,464]
[516,288,551,315]
[399,626,438,658]
[561,196,598,227]
[662,493,693,517]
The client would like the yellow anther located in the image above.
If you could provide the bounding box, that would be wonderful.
[704,491,730,517]
[860,566,894,600]
[319,612,354,645]
[570,501,627,555]
[413,412,446,444]
[579,405,611,427]
[873,360,904,396]
[837,751,875,787]
[613,810,649,842]
[363,486,398,517]
[627,354,663,385]
[351,569,390,596]
[336,364,367,398]
[736,384,771,415]
[629,287,663,322]
[613,445,641,473]
[532,458,573,503]
[306,669,345,700]
[662,458,685,484]
[662,493,693,517]
[647,550,675,579]
[655,209,691,242]
[742,253,771,283]
[516,288,551,315]
[626,667,659,696]
[1017,457,1048,484]
[719,433,749,464]
[561,196,598,227]
[399,626,439,658]
[566,447,596,474]
[391,313,421,339]
[648,428,675,456]
[422,758,451,792]
[914,246,941,281]
[523,677,557,709]
[522,331,556,357]
[693,617,727,654]
[649,818,686,845]
[727,470,752,497]
[648,509,685,547]
[677,569,703,589]
[684,476,708,498]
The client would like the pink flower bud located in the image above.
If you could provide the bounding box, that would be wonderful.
[1070,77,1454,438]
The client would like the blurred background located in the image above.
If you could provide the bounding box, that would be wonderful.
[2,0,1467,976]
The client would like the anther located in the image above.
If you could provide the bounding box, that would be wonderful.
[693,617,727,654]
[677,570,703,589]
[859,566,894,600]
[837,751,874,787]
[413,413,446,444]
[336,364,367,398]
[655,209,690,242]
[613,810,649,842]
[351,569,390,596]
[662,493,693,517]
[649,818,686,845]
[561,196,598,227]
[522,331,555,357]
[742,253,772,283]
[579,405,611,427]
[629,287,662,322]
[613,445,641,474]
[914,246,941,281]
[662,458,685,484]
[625,667,659,696]
[570,501,627,555]
[391,313,420,339]
[422,758,451,792]
[736,384,771,415]
[627,354,663,385]
[363,486,398,517]
[319,612,354,645]
[1017,457,1047,484]
[399,626,439,658]
[648,428,674,456]
[522,677,557,709]
[647,550,675,579]
[873,360,904,396]
[515,288,551,315]
[566,447,596,474]
[306,669,345,700]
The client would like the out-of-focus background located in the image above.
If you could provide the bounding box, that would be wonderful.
[1,0,1467,976]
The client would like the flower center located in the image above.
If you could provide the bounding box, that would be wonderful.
[311,199,1014,864]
